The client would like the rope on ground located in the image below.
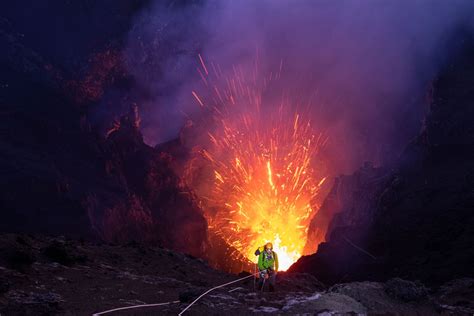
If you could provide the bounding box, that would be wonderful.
[343,236,377,260]
[178,272,259,315]
[228,287,243,293]
[92,271,259,315]
[92,300,180,315]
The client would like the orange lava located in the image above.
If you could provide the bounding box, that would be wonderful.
[187,57,327,270]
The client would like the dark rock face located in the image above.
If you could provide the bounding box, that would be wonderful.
[304,161,390,255]
[292,163,395,284]
[0,34,100,238]
[92,111,208,257]
[0,4,207,258]
[291,37,474,285]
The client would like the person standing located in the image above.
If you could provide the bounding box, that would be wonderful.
[256,242,279,292]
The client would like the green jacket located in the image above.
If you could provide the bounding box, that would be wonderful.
[257,249,279,272]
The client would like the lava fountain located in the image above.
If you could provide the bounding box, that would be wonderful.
[185,56,328,271]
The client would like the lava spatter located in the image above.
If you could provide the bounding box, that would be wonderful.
[185,56,328,270]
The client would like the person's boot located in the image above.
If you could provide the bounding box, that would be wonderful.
[257,282,263,291]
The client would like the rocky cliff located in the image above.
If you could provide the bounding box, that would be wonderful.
[0,2,208,258]
[291,35,474,286]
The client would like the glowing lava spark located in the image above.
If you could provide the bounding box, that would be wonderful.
[187,57,327,271]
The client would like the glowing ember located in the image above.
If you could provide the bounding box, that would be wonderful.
[187,56,327,271]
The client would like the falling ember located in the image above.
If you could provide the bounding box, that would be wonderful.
[186,56,327,271]
[191,91,204,107]
[198,54,209,75]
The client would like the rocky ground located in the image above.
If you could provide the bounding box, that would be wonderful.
[1,234,473,315]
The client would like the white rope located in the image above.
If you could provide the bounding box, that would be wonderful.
[178,272,259,315]
[92,300,180,315]
[92,272,259,316]
[228,287,242,293]
[92,248,273,315]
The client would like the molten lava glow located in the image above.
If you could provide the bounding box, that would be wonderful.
[188,56,327,271]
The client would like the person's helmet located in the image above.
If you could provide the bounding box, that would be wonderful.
[265,242,273,250]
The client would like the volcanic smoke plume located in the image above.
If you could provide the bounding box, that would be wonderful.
[122,0,474,270]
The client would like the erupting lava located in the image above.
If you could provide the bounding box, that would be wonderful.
[187,55,327,271]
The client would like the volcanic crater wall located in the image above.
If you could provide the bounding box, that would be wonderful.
[0,1,209,259]
[291,35,474,285]
[2,0,474,276]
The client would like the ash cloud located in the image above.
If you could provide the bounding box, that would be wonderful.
[125,0,474,173]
